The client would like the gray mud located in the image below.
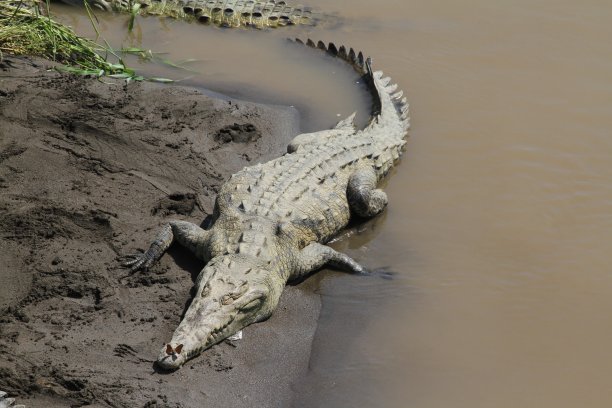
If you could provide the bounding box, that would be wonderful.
[0,56,320,407]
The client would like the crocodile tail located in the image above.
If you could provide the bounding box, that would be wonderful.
[292,38,410,136]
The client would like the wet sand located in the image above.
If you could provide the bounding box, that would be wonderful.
[0,56,320,407]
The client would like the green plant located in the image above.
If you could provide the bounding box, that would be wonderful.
[0,0,172,81]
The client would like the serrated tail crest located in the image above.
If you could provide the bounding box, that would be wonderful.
[289,38,410,138]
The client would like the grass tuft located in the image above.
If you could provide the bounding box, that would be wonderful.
[0,0,153,80]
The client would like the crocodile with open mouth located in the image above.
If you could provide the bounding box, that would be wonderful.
[122,38,410,370]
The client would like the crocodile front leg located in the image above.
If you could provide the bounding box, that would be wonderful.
[122,221,210,272]
[347,167,388,218]
[290,242,369,281]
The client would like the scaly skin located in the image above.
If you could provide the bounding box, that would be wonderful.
[122,39,410,370]
[56,0,323,28]
[0,390,25,408]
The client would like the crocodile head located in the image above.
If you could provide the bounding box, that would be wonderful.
[155,254,278,370]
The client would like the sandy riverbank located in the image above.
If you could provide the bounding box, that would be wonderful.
[0,56,321,407]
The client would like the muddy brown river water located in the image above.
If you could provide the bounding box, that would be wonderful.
[52,1,612,407]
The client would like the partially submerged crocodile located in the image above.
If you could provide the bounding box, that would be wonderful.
[57,0,323,28]
[122,39,409,370]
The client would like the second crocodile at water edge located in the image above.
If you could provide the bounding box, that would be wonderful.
[56,0,326,28]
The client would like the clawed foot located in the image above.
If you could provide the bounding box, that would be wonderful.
[118,224,174,273]
[118,251,155,272]
[360,266,394,280]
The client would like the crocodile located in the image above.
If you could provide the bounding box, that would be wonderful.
[122,38,410,370]
[0,390,25,408]
[55,0,324,28]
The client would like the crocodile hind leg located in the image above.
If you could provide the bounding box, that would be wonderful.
[347,167,388,218]
[289,242,368,281]
[121,221,210,272]
[290,242,393,281]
